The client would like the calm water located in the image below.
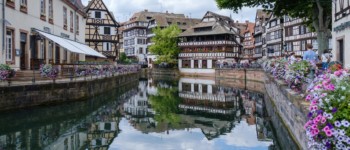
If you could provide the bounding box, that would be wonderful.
[0,77,288,150]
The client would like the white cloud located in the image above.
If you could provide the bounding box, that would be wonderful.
[81,0,259,23]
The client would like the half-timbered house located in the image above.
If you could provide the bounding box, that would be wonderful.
[85,0,120,61]
[178,11,243,76]
[265,14,284,58]
[283,16,317,57]
[253,10,270,59]
[333,0,350,67]
[242,21,255,60]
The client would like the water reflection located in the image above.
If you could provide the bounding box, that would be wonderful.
[0,77,282,150]
[115,77,276,150]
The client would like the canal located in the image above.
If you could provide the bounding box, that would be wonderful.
[0,77,296,150]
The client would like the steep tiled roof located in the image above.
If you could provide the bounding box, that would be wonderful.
[126,10,185,24]
[180,21,236,37]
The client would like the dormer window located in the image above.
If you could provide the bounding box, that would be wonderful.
[95,11,101,18]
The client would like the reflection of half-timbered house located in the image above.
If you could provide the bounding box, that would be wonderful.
[333,0,350,67]
[85,0,120,61]
[178,11,243,76]
[178,78,241,119]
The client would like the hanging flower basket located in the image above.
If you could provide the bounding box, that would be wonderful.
[0,64,16,81]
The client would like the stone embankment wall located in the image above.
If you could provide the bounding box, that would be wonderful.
[0,73,139,111]
[216,68,308,149]
[141,68,180,77]
[215,69,265,82]
[264,74,308,149]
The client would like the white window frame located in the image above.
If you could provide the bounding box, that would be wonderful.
[48,41,53,59]
[6,31,13,61]
[40,40,45,59]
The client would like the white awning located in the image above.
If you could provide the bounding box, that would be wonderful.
[36,30,106,58]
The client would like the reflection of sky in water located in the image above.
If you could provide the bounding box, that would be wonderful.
[109,118,272,150]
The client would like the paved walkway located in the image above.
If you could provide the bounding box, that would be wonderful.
[0,72,135,87]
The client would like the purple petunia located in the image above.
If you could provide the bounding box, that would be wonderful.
[332,108,338,113]
[342,120,350,127]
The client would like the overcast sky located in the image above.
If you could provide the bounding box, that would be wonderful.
[81,0,259,23]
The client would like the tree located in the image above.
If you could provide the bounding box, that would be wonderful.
[149,24,182,65]
[216,0,332,55]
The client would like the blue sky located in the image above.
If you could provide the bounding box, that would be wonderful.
[81,0,259,23]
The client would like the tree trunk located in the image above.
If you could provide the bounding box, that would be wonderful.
[316,30,329,56]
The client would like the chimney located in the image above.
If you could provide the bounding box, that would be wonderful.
[166,10,168,14]
[236,20,238,23]
[144,9,148,12]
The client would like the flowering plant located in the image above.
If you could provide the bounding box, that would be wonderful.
[0,64,16,81]
[40,64,59,80]
[304,69,350,149]
[75,65,92,77]
[329,63,342,73]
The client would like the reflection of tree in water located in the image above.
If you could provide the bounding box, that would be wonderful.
[149,87,182,129]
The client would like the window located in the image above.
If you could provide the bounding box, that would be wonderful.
[269,20,277,27]
[301,40,306,51]
[20,0,27,6]
[6,0,15,8]
[293,41,300,51]
[40,39,45,59]
[300,25,305,34]
[104,42,111,51]
[194,84,198,92]
[6,30,13,61]
[202,85,208,93]
[194,60,198,68]
[202,60,207,68]
[182,83,191,92]
[70,11,73,32]
[48,41,53,59]
[63,7,67,30]
[293,26,299,35]
[48,0,53,19]
[75,15,79,35]
[40,0,46,15]
[104,27,111,35]
[182,60,191,68]
[95,11,101,18]
[139,48,143,54]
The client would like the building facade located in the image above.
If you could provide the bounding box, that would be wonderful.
[146,12,200,68]
[1,0,94,70]
[178,11,242,76]
[332,0,350,67]
[85,0,120,61]
[283,17,317,56]
[253,10,270,59]
[265,14,284,58]
[123,10,181,64]
[242,22,255,60]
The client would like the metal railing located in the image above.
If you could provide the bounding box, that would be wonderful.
[0,64,141,87]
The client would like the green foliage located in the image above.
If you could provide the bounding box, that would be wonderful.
[149,87,181,127]
[0,64,11,70]
[290,60,311,77]
[149,24,181,65]
[118,52,133,64]
[215,0,332,54]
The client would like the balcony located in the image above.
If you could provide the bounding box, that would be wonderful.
[283,18,303,27]
[266,25,282,32]
[178,52,240,59]
[178,40,236,46]
[285,32,317,41]
[147,33,155,38]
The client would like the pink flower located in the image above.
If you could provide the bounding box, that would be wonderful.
[321,117,327,124]
[311,100,318,105]
[323,126,330,132]
[325,84,335,91]
[306,95,312,101]
[334,70,343,77]
[325,130,333,137]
